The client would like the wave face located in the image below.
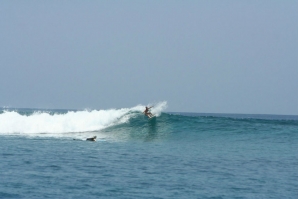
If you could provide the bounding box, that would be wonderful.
[0,102,297,141]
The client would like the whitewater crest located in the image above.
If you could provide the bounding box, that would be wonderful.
[0,102,167,137]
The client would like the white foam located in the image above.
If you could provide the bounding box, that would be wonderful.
[149,101,168,116]
[0,102,167,138]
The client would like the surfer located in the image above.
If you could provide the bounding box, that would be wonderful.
[86,136,97,141]
[143,106,154,118]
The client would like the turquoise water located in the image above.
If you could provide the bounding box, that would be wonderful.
[0,106,297,198]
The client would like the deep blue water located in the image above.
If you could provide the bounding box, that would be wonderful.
[0,108,297,198]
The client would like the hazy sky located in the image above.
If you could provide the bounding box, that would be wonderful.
[1,1,297,114]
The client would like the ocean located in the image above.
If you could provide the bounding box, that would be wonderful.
[0,102,297,199]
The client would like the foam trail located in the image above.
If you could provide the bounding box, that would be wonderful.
[0,102,168,138]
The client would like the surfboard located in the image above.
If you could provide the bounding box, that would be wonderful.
[148,115,156,120]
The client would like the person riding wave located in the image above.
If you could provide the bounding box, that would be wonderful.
[143,106,154,118]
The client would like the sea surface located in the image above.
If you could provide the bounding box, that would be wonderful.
[0,102,297,199]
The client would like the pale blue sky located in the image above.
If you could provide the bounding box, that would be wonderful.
[0,1,297,114]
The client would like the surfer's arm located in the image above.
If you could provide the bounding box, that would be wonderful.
[143,106,153,113]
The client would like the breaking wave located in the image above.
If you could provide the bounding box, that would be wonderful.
[0,101,168,138]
